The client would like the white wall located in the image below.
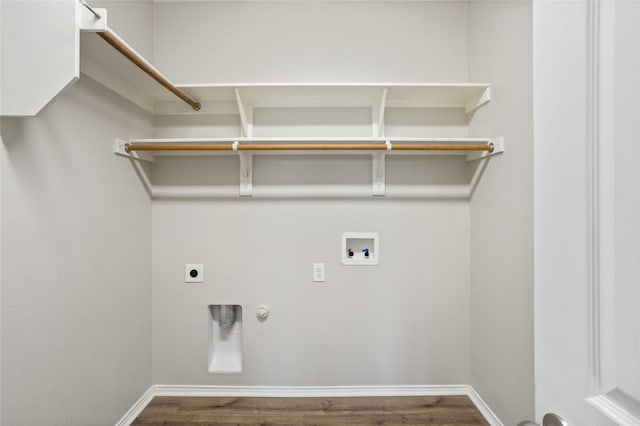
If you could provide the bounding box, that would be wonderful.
[150,1,474,387]
[0,1,539,422]
[467,1,534,425]
[151,159,472,385]
[80,0,156,80]
[154,1,468,83]
[0,77,154,424]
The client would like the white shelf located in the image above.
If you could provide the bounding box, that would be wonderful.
[0,3,502,200]
[174,83,490,113]
[79,39,492,117]
[114,137,504,198]
[117,82,490,116]
[75,10,501,200]
[79,38,491,116]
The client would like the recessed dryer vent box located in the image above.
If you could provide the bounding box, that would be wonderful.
[342,232,379,265]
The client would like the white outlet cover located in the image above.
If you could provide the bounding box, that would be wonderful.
[185,264,204,282]
[313,263,326,282]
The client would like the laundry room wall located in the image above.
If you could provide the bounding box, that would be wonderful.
[149,1,475,387]
[0,2,155,424]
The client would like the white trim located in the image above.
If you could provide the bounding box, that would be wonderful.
[153,384,469,398]
[587,395,640,426]
[467,386,504,426]
[117,384,502,426]
[114,386,156,426]
[586,0,602,387]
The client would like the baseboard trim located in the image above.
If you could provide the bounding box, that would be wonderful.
[115,386,155,426]
[117,384,503,426]
[467,386,504,426]
[153,384,472,398]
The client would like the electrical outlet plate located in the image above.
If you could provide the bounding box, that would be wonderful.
[185,264,204,282]
[313,263,326,282]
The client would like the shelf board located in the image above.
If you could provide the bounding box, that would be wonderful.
[176,83,491,115]
[79,29,490,116]
[78,43,491,116]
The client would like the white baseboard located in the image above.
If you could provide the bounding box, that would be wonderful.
[117,384,503,426]
[467,386,504,426]
[115,386,156,426]
[153,384,472,398]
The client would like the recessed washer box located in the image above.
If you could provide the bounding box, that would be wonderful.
[341,232,379,265]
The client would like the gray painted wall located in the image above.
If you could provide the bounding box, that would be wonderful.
[0,1,536,423]
[150,1,475,387]
[0,77,154,425]
[154,1,469,84]
[468,1,534,424]
[151,162,472,385]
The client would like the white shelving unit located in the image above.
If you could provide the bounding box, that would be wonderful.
[0,1,503,199]
[111,82,502,197]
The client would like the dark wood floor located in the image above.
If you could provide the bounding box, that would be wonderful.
[133,395,489,425]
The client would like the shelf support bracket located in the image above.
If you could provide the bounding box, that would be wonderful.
[238,151,253,196]
[113,138,155,162]
[235,88,252,138]
[465,86,491,114]
[466,136,504,162]
[372,151,386,196]
[372,88,388,138]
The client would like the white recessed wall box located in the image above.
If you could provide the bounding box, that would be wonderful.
[208,305,243,374]
[341,232,379,265]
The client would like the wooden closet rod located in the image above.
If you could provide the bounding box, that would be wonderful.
[97,29,201,111]
[125,142,494,152]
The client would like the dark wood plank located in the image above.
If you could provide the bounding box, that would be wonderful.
[132,395,489,425]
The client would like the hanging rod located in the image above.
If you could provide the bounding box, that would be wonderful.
[124,142,494,152]
[96,29,201,111]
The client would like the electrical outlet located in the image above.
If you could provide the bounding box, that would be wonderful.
[185,264,203,283]
[313,263,325,282]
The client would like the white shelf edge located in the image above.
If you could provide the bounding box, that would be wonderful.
[149,83,492,115]
[174,82,492,89]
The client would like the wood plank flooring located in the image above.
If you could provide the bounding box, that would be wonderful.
[133,395,489,425]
